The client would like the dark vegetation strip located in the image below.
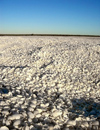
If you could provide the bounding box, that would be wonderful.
[0,34,100,37]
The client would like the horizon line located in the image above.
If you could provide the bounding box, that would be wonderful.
[0,34,100,37]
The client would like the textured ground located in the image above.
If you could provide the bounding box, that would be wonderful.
[0,36,100,130]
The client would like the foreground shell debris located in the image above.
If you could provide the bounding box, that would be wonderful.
[0,36,100,130]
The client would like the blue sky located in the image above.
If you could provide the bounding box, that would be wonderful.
[0,0,100,35]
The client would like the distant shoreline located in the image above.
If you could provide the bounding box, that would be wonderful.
[0,34,100,37]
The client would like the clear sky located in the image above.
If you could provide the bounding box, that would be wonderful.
[0,0,100,35]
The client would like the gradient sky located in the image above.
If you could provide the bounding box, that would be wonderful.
[0,0,100,35]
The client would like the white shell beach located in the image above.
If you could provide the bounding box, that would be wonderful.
[0,36,100,129]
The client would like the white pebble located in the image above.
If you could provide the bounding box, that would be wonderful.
[25,126,30,130]
[0,126,9,130]
[13,120,21,127]
[67,120,76,126]
[8,114,22,120]
[52,110,62,118]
